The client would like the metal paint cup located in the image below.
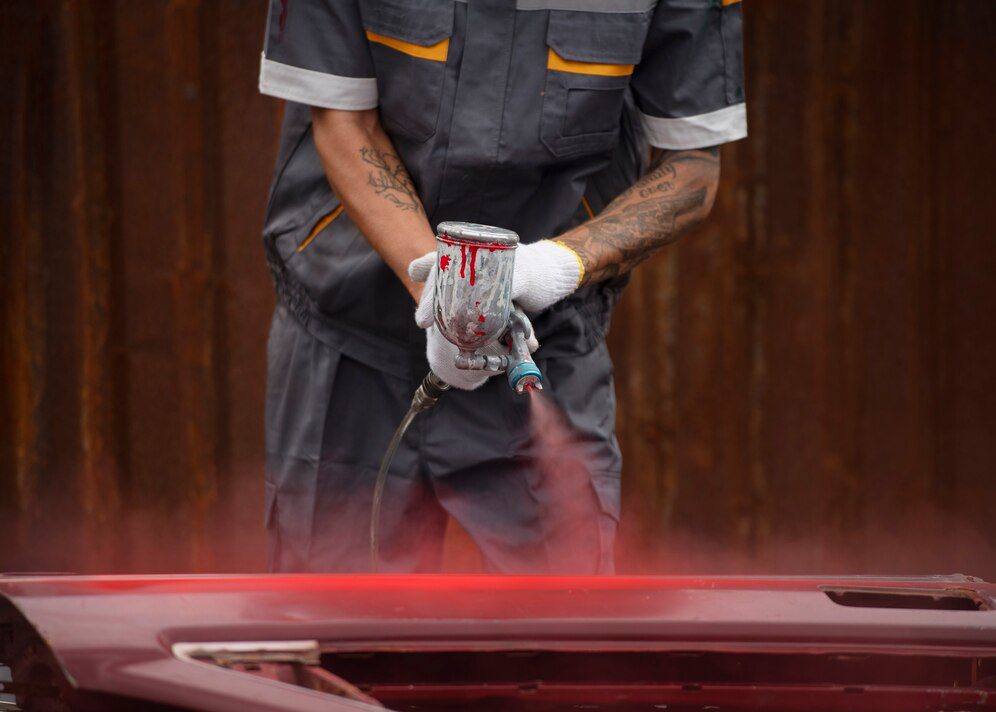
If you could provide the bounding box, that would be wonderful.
[433,221,519,354]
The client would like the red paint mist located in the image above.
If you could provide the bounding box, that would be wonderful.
[439,254,451,272]
[525,389,608,574]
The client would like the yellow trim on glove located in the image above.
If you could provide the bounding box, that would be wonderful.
[552,240,585,288]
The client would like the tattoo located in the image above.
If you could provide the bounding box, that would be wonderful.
[359,146,423,213]
[638,180,674,198]
[560,147,719,284]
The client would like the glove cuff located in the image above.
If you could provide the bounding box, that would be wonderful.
[549,240,585,288]
[524,239,583,297]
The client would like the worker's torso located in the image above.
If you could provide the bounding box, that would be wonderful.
[264,0,650,375]
[361,0,653,225]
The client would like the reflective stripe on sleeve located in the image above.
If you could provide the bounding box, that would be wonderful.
[259,55,378,110]
[639,103,747,150]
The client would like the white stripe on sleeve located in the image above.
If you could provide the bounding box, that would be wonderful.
[259,55,378,110]
[639,103,747,150]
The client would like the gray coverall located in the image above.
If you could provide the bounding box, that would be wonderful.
[258,0,746,573]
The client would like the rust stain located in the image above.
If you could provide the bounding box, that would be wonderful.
[63,0,123,571]
[167,0,220,569]
[7,25,45,531]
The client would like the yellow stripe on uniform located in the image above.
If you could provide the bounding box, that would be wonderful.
[365,31,449,62]
[580,196,595,220]
[297,204,345,253]
[547,48,634,77]
[721,0,741,5]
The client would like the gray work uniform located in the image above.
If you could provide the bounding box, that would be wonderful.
[258,0,746,573]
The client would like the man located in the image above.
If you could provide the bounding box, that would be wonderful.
[259,0,746,573]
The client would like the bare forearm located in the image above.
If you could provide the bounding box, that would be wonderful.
[311,108,435,300]
[557,147,720,286]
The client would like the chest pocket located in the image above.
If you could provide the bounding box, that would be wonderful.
[361,0,454,142]
[541,10,652,158]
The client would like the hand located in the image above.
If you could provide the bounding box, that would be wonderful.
[425,325,490,390]
[425,320,541,391]
[408,239,583,327]
[424,323,523,391]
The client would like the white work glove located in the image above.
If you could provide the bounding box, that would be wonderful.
[423,318,541,391]
[409,239,583,328]
[425,324,494,391]
[408,241,552,391]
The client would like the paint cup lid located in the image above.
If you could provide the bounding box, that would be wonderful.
[436,221,519,247]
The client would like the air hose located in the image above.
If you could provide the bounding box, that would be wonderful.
[369,371,450,571]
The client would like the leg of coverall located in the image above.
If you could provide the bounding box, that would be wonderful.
[264,306,448,572]
[424,339,622,574]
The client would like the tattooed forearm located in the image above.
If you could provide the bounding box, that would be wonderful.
[568,190,707,281]
[559,147,720,285]
[359,146,424,214]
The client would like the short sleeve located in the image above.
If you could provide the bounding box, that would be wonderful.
[631,0,747,149]
[259,0,378,110]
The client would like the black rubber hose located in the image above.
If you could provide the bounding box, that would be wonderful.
[369,372,449,571]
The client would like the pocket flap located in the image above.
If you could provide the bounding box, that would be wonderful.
[362,0,454,46]
[547,10,652,66]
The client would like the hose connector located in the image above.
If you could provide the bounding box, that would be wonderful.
[411,371,451,413]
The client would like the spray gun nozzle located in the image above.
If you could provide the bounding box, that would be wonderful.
[504,309,543,394]
[508,361,543,393]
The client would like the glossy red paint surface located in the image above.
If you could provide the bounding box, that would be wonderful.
[2,574,995,711]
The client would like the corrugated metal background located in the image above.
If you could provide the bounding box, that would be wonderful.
[3,1,994,578]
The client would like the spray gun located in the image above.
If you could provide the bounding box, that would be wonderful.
[434,221,543,393]
[370,222,545,569]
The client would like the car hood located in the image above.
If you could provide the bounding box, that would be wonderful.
[2,573,995,711]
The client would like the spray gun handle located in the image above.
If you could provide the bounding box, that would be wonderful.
[455,351,509,372]
[449,309,543,393]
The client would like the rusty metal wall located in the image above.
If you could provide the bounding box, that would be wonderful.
[2,1,994,578]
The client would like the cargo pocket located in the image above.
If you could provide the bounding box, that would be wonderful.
[361,0,454,142]
[541,10,652,158]
[285,201,374,319]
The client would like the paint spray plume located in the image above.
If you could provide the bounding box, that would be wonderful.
[524,388,608,574]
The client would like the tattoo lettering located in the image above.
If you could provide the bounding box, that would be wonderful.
[645,161,677,182]
[569,190,706,281]
[559,147,719,284]
[639,181,674,198]
[359,147,423,213]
